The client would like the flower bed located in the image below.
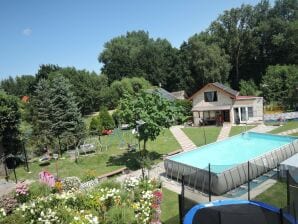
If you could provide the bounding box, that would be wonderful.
[0,177,163,224]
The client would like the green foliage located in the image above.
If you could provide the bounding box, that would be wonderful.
[31,76,85,155]
[49,68,108,115]
[99,107,115,130]
[99,30,177,87]
[0,75,35,97]
[119,91,181,147]
[261,65,298,109]
[89,116,102,133]
[174,99,192,123]
[29,182,52,199]
[239,79,260,96]
[105,206,136,224]
[100,77,151,109]
[178,37,231,93]
[0,91,21,154]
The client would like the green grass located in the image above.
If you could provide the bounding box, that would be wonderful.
[161,188,179,224]
[229,125,256,137]
[290,132,298,136]
[147,129,180,155]
[182,127,221,146]
[5,129,180,181]
[269,121,298,134]
[254,181,287,208]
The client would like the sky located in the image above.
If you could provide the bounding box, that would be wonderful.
[0,0,262,79]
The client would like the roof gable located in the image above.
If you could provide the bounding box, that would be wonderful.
[190,82,239,100]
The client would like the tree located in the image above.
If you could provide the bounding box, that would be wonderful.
[49,76,85,155]
[99,107,115,131]
[31,79,53,147]
[99,30,177,87]
[99,77,151,109]
[48,68,109,115]
[209,4,258,88]
[178,36,231,94]
[119,91,180,149]
[119,91,182,177]
[31,77,85,155]
[239,79,260,96]
[0,91,21,154]
[261,65,298,109]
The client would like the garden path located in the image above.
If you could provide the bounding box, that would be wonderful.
[0,179,33,197]
[249,124,278,133]
[169,126,196,151]
[278,128,298,136]
[216,122,232,141]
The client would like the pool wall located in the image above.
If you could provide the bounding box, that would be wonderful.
[164,136,298,195]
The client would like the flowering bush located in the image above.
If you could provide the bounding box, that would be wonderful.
[62,176,81,192]
[15,182,30,203]
[2,177,163,224]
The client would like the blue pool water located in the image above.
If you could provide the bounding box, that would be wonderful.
[169,132,297,173]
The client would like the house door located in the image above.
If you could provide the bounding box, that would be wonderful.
[223,110,230,122]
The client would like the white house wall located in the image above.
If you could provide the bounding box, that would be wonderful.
[192,85,233,108]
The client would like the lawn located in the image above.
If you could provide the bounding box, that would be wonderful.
[254,181,287,208]
[229,125,256,137]
[182,126,221,146]
[161,188,179,224]
[4,128,180,181]
[269,121,298,134]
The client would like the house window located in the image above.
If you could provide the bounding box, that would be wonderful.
[204,91,218,102]
[248,107,253,118]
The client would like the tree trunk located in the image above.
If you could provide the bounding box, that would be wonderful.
[58,136,62,157]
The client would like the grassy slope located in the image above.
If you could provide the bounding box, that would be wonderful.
[269,121,298,134]
[161,188,179,224]
[182,127,221,146]
[229,125,256,137]
[7,129,180,181]
[254,181,287,208]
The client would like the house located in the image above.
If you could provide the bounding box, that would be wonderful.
[170,90,188,100]
[190,82,263,125]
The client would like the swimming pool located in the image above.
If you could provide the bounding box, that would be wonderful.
[164,132,298,195]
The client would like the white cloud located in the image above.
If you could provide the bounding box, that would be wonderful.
[22,28,32,36]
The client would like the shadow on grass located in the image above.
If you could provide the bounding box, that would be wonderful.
[163,215,180,224]
[106,150,162,170]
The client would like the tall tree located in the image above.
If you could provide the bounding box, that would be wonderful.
[209,4,258,88]
[0,91,21,154]
[178,36,231,94]
[99,30,177,88]
[31,79,53,146]
[49,76,85,155]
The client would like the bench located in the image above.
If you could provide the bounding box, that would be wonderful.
[97,167,128,180]
[162,149,183,160]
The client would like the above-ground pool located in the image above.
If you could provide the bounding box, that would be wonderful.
[165,132,298,195]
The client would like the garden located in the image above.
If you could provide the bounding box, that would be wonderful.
[0,175,164,224]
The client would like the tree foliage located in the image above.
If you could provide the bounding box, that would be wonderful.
[0,91,21,154]
[261,65,298,109]
[239,79,260,96]
[31,77,85,154]
[98,107,115,131]
[99,31,177,87]
[119,91,181,149]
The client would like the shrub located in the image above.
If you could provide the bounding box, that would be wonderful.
[89,116,103,134]
[62,176,81,192]
[105,206,136,224]
[99,107,115,130]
